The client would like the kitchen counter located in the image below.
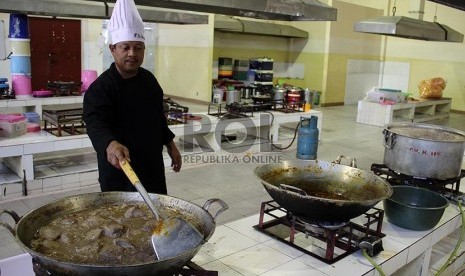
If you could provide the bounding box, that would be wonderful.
[0,109,322,182]
[190,202,464,275]
[0,201,463,276]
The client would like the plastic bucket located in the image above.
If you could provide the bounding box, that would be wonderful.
[8,13,30,39]
[23,112,40,124]
[10,38,31,56]
[10,56,31,74]
[81,70,98,92]
[11,74,32,99]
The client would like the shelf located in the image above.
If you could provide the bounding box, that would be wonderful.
[356,98,452,127]
[0,96,84,119]
[0,110,323,200]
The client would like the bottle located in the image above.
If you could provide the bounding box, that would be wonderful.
[304,88,311,111]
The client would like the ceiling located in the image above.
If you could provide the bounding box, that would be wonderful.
[428,0,465,11]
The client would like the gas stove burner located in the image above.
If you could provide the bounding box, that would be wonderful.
[294,215,349,230]
[254,200,385,264]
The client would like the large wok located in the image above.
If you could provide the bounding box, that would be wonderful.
[255,157,392,222]
[0,192,228,276]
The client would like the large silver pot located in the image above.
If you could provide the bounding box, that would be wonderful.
[254,157,392,222]
[383,123,465,180]
[0,192,228,276]
[226,90,241,104]
[272,86,285,101]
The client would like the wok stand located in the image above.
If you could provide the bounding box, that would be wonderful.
[254,200,385,264]
[371,163,465,204]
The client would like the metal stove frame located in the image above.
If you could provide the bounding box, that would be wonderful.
[254,200,385,264]
[32,258,218,276]
[371,163,465,203]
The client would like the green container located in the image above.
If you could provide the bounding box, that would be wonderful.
[383,186,449,231]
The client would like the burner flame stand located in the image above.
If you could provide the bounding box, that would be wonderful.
[254,200,385,264]
[371,163,465,203]
[32,258,218,276]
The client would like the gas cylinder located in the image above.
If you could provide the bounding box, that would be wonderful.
[296,116,319,160]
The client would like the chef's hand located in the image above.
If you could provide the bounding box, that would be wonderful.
[166,140,182,172]
[106,140,130,169]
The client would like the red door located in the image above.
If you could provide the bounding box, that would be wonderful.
[29,17,81,91]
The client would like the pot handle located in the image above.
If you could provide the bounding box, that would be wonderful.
[279,184,307,196]
[332,155,357,168]
[0,209,21,235]
[383,130,396,149]
[203,199,229,221]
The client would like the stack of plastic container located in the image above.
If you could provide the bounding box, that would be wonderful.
[9,13,32,99]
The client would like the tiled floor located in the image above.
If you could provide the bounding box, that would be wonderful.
[1,102,465,274]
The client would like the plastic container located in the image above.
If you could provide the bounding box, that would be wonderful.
[27,123,41,133]
[32,90,53,98]
[11,74,32,98]
[249,58,274,70]
[9,38,31,56]
[23,112,40,124]
[0,114,27,137]
[212,87,224,104]
[10,56,31,74]
[8,13,30,39]
[81,70,98,92]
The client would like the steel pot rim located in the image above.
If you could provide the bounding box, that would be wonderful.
[385,122,465,143]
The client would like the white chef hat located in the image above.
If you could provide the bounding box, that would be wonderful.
[108,0,145,44]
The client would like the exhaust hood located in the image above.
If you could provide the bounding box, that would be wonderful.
[214,15,308,38]
[354,16,463,42]
[83,0,337,22]
[0,0,208,24]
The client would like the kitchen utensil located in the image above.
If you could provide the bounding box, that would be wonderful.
[383,123,465,179]
[119,160,204,261]
[11,74,32,98]
[383,186,449,231]
[254,156,392,222]
[0,192,227,276]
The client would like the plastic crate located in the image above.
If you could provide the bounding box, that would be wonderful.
[0,114,27,137]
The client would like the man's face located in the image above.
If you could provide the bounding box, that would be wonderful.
[110,41,145,77]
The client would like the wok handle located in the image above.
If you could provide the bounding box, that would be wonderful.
[0,209,21,235]
[333,155,357,168]
[202,199,229,221]
[279,184,307,196]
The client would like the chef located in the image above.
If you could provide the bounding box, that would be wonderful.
[83,0,182,194]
